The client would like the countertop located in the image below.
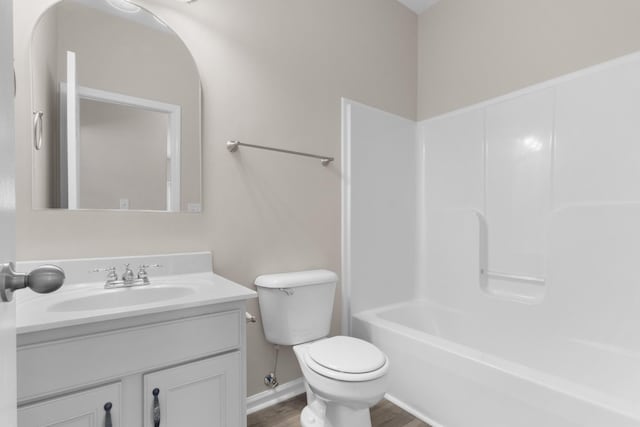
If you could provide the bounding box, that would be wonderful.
[16,272,256,335]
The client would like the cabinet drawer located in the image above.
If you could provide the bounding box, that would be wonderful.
[18,382,121,427]
[18,310,241,402]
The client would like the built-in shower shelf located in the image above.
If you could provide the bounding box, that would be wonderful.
[484,270,545,285]
[480,269,546,304]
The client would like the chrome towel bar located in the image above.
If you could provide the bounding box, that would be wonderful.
[226,140,334,166]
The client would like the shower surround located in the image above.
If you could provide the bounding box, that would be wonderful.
[343,51,640,427]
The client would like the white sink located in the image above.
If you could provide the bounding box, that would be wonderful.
[48,285,195,312]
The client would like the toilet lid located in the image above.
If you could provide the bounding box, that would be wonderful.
[308,336,387,374]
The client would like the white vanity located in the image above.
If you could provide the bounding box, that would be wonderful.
[15,252,255,427]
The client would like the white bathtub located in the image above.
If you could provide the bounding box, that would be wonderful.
[352,300,640,427]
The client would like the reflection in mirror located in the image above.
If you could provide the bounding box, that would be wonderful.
[76,98,176,211]
[31,0,201,212]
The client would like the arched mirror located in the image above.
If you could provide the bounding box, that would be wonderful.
[31,0,201,212]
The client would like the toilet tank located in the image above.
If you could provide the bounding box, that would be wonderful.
[255,270,338,346]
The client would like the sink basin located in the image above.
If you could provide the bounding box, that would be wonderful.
[49,286,195,312]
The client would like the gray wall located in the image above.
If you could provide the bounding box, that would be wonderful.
[15,0,417,397]
[418,0,640,119]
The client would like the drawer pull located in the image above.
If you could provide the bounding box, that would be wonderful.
[104,402,112,427]
[153,388,161,427]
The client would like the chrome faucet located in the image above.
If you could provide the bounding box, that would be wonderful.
[91,264,161,289]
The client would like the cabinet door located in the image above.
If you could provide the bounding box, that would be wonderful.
[143,352,242,427]
[18,383,121,427]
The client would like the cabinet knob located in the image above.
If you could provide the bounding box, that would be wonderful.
[152,388,161,427]
[104,402,112,427]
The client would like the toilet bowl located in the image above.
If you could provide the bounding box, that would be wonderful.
[254,270,389,427]
[293,336,389,427]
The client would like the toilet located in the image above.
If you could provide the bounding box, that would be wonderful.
[255,270,389,427]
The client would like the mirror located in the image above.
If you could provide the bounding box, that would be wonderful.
[31,0,201,212]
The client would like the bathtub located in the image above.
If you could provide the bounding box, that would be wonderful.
[352,300,640,427]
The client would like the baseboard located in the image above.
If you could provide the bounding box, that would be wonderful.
[384,393,444,427]
[246,381,440,425]
[246,377,306,415]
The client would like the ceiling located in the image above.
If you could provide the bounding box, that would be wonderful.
[396,0,441,14]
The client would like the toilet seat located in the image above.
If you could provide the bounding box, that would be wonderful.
[303,336,389,382]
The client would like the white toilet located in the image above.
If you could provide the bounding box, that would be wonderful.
[255,270,389,427]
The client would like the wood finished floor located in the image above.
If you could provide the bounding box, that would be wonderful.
[247,394,431,427]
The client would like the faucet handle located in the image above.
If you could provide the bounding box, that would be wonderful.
[91,266,118,282]
[137,264,161,280]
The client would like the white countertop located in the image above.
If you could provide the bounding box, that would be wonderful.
[17,272,256,335]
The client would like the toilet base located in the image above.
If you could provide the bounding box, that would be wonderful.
[300,397,372,427]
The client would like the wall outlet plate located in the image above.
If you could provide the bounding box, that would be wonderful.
[187,203,201,213]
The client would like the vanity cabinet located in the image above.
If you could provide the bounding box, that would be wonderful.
[18,352,242,427]
[18,383,121,427]
[17,303,249,427]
